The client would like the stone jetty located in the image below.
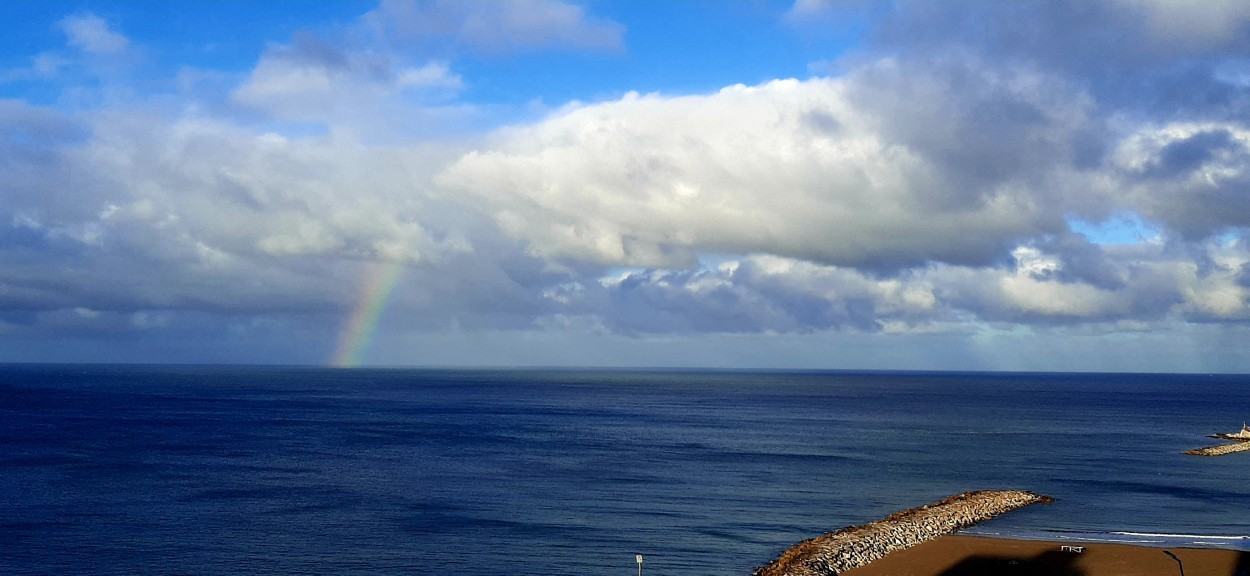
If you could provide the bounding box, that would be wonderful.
[1184,442,1250,456]
[1186,422,1250,456]
[1208,422,1250,442]
[753,490,1053,576]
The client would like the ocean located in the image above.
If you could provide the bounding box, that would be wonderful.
[1,365,1247,575]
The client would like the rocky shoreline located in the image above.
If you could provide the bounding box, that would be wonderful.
[752,490,1053,576]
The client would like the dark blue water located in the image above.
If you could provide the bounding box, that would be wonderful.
[2,366,1247,575]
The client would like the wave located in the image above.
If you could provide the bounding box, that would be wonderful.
[1109,531,1249,540]
[962,527,1250,551]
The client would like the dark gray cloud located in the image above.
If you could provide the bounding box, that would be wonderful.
[0,99,88,146]
[871,1,1250,113]
[1136,129,1240,180]
[1110,125,1250,239]
[1031,234,1125,290]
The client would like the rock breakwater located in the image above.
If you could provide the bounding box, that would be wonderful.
[1184,442,1250,456]
[752,490,1053,576]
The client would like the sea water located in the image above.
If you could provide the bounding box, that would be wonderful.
[1,366,1247,575]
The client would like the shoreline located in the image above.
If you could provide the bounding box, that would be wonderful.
[753,490,1248,576]
[959,527,1250,552]
[842,533,1249,576]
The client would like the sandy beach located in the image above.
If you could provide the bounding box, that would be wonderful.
[843,534,1249,576]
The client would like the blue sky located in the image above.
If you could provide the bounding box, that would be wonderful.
[5,0,1250,372]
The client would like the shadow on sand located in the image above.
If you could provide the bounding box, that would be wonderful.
[934,548,1250,576]
[934,549,1086,576]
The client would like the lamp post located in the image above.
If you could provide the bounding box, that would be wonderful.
[1163,550,1185,576]
[636,554,643,576]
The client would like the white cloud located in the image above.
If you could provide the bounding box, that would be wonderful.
[363,0,624,54]
[788,0,834,18]
[396,61,461,88]
[58,13,129,55]
[32,52,68,76]
[0,100,492,327]
[232,33,467,133]
[82,113,467,264]
[997,273,1125,318]
[1173,240,1250,319]
[441,59,1089,270]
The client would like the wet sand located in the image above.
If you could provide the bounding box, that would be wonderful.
[842,534,1249,576]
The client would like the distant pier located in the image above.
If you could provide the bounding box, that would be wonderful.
[1184,422,1250,456]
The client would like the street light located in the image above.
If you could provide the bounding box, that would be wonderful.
[1163,550,1185,576]
[636,554,643,576]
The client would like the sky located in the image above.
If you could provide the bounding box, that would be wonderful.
[4,0,1250,372]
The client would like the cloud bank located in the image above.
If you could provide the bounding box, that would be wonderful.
[3,0,1250,369]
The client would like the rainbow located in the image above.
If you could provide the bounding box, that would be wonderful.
[331,261,404,368]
